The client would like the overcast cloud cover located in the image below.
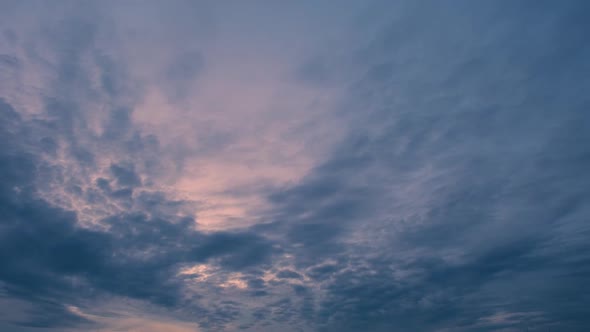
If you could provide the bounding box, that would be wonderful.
[0,0,589,331]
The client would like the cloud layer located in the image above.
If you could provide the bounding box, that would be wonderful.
[1,1,589,331]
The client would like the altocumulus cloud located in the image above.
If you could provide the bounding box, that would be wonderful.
[0,0,590,331]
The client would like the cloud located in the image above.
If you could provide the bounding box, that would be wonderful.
[0,96,275,327]
[1,0,589,331]
[252,1,590,330]
[110,163,142,187]
[161,50,205,101]
[276,270,303,280]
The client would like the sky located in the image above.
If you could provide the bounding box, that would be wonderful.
[0,0,589,331]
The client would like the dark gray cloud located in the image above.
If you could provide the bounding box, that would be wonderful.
[276,270,302,280]
[110,163,142,187]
